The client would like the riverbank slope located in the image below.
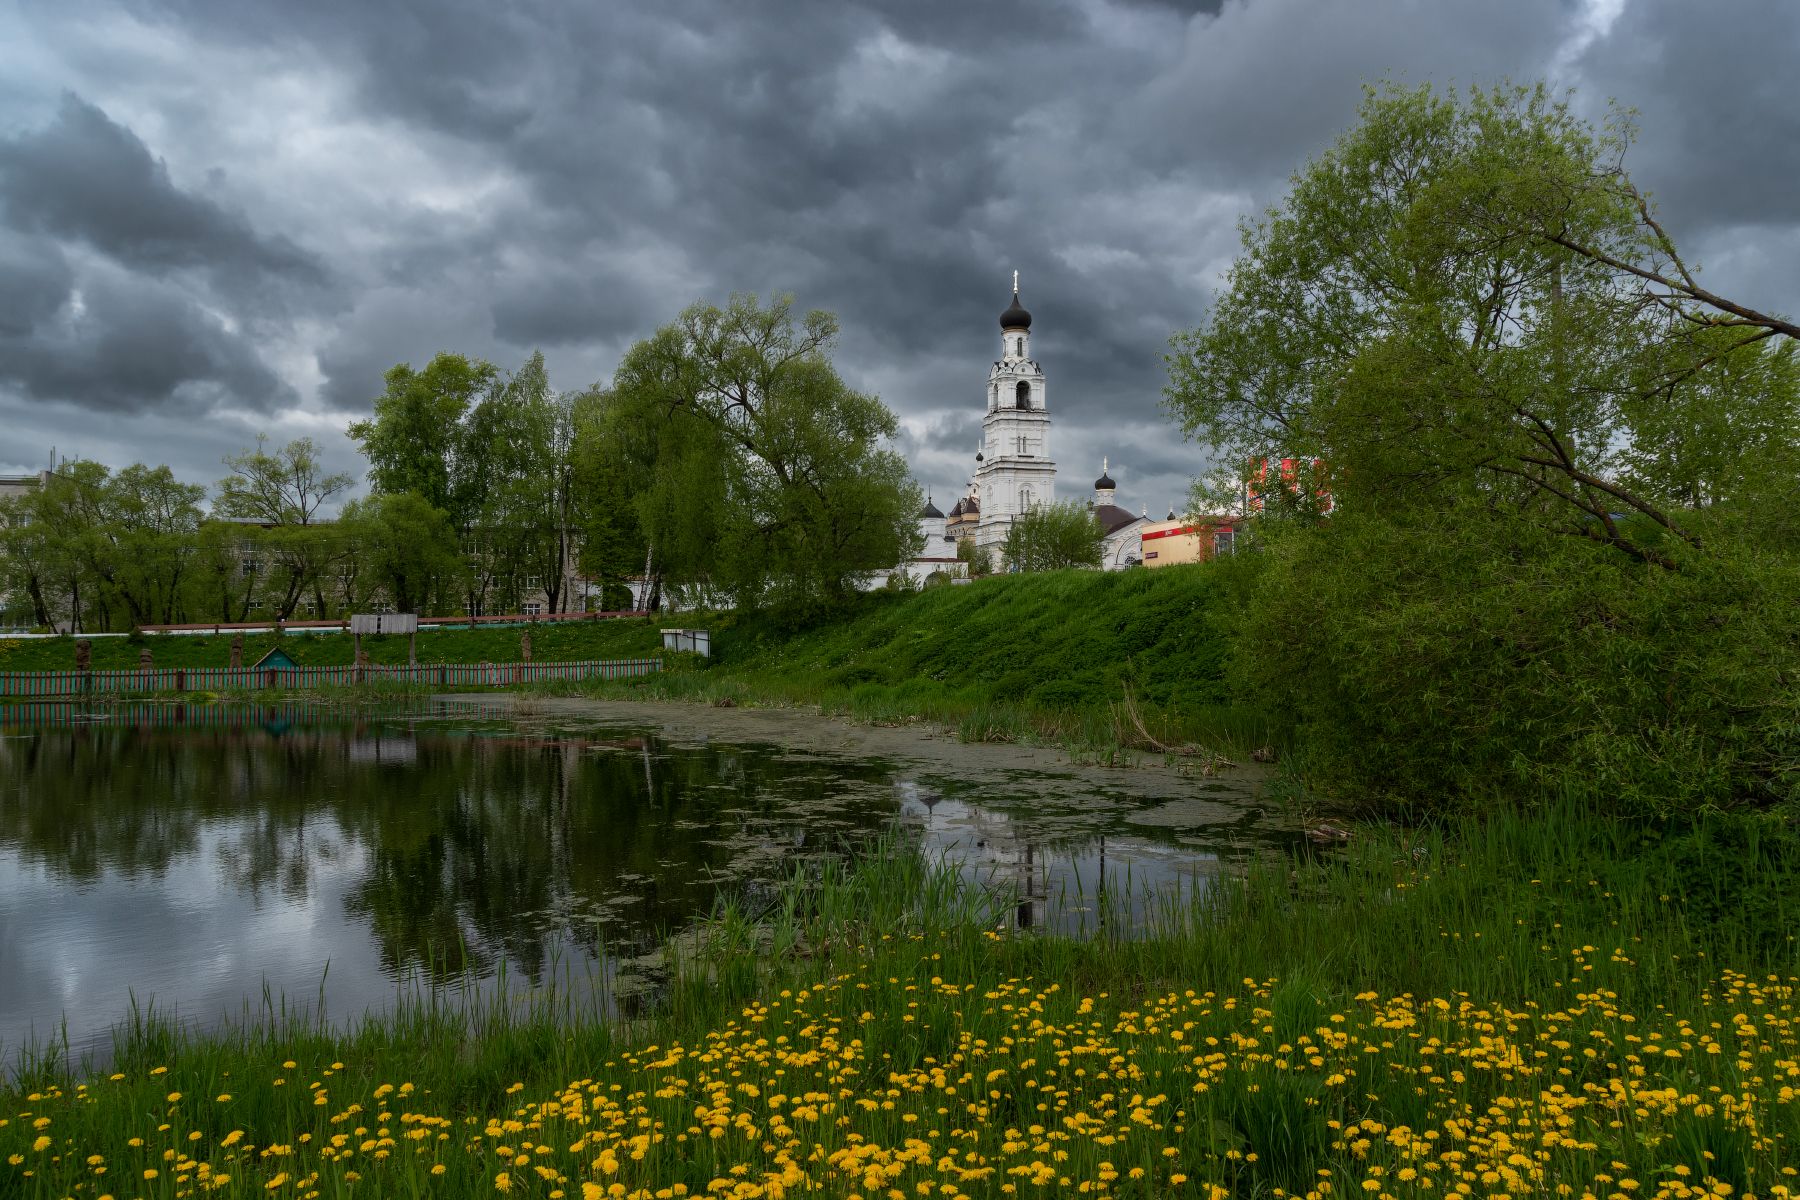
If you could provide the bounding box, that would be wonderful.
[609,565,1264,754]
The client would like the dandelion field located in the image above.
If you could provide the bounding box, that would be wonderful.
[5,805,1798,1200]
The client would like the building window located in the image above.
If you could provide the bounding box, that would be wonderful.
[1213,530,1236,556]
[524,601,542,616]
[240,557,257,577]
[1016,381,1030,409]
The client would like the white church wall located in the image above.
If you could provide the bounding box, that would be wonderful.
[1102,526,1144,571]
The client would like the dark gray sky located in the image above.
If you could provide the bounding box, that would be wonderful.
[2,0,1796,515]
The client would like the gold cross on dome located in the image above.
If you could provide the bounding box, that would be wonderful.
[1013,269,1019,293]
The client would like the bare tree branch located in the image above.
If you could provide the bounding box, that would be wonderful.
[1545,227,1800,341]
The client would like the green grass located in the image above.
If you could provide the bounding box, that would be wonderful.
[4,803,1797,1198]
[0,619,663,672]
[566,566,1273,757]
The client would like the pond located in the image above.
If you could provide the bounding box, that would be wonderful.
[0,698,1288,1062]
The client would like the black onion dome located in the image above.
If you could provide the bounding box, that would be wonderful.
[999,289,1032,331]
[920,498,944,519]
[1095,469,1116,490]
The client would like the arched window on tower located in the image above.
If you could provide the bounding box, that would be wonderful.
[1016,381,1031,409]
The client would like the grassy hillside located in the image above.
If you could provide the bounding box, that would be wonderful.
[635,565,1262,752]
[0,618,663,672]
[726,564,1230,706]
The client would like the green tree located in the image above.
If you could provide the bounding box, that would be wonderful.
[217,435,354,526]
[2,462,204,630]
[1164,82,1800,813]
[569,386,652,610]
[604,294,919,610]
[339,492,466,615]
[348,355,497,520]
[954,538,995,579]
[23,460,115,630]
[460,352,579,614]
[184,519,265,624]
[0,490,54,628]
[215,435,355,619]
[1000,502,1103,573]
[105,464,206,626]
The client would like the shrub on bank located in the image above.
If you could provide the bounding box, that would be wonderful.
[1229,512,1800,816]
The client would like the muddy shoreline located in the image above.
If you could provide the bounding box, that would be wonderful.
[436,693,1284,831]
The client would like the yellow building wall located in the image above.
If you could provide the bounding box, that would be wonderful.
[1140,519,1234,567]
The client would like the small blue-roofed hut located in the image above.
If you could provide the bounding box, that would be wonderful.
[251,645,299,670]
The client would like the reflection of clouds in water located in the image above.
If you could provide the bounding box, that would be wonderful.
[1,716,1270,1063]
[0,823,397,1062]
[346,736,418,765]
[894,774,1229,935]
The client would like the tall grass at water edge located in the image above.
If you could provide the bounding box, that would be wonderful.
[5,802,1798,1198]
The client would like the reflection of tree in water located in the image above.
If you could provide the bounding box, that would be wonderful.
[0,718,906,987]
[342,737,901,983]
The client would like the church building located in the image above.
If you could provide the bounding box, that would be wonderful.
[892,275,1175,583]
[970,277,1057,550]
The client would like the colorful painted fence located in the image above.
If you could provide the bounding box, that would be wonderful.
[0,699,383,730]
[0,657,661,698]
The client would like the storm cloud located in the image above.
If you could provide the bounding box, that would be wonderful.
[1,0,1795,511]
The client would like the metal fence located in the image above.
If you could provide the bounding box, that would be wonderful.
[0,657,661,698]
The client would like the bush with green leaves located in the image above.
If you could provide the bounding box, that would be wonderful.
[1166,82,1800,814]
[1000,500,1103,573]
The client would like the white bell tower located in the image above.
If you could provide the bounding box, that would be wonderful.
[975,272,1057,550]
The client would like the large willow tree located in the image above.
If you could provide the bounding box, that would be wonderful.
[1165,83,1800,814]
[592,295,919,611]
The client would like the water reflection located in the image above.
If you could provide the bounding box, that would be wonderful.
[894,777,1259,935]
[0,702,1279,1059]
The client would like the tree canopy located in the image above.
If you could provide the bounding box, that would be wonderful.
[595,294,919,610]
[1001,502,1104,573]
[1166,82,1800,814]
